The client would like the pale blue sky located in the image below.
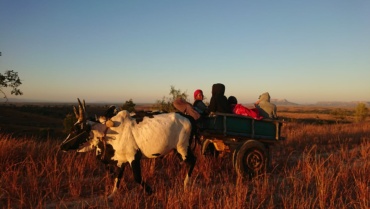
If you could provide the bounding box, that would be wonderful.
[1,0,369,104]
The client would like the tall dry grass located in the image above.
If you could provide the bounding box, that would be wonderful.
[0,120,369,208]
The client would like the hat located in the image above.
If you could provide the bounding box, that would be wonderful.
[194,89,203,99]
[212,83,225,95]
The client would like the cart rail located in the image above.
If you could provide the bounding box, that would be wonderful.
[199,113,285,141]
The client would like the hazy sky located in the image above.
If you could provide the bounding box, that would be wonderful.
[1,0,369,104]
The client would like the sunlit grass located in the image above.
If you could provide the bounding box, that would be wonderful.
[0,110,369,208]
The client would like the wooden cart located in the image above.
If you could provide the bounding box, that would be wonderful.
[198,113,285,177]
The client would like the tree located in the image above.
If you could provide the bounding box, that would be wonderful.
[121,99,136,112]
[354,103,368,122]
[155,86,188,112]
[0,70,23,102]
[63,113,77,134]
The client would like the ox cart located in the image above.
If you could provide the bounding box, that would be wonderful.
[198,113,285,177]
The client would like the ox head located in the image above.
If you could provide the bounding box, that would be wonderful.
[60,98,91,151]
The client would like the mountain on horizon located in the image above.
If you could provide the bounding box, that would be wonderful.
[271,99,298,106]
[271,99,370,107]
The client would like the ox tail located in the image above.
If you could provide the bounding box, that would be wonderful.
[184,146,196,190]
[188,116,202,152]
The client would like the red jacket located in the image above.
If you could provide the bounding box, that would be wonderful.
[232,104,263,120]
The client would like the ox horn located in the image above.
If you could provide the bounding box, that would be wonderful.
[74,98,87,125]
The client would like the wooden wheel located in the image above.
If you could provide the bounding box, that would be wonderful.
[235,140,268,178]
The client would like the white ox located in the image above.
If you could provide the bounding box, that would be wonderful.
[60,99,196,199]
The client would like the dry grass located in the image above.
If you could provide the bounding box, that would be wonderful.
[0,108,369,209]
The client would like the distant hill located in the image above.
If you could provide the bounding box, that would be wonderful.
[312,101,370,107]
[271,99,370,107]
[270,99,370,107]
[271,99,298,106]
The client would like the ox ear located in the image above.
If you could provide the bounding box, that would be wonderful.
[106,120,114,127]
[98,116,107,123]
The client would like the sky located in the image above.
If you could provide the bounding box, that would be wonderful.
[1,0,369,104]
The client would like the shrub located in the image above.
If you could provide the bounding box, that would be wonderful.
[354,103,368,122]
[121,99,136,112]
[154,86,189,112]
[63,113,76,133]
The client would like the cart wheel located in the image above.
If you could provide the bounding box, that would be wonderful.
[232,147,240,169]
[235,140,267,178]
[201,139,219,157]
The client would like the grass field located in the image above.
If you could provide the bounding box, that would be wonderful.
[0,105,369,208]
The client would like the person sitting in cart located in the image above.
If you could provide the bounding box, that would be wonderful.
[228,96,263,120]
[193,89,209,116]
[173,97,200,120]
[254,92,278,119]
[208,83,232,114]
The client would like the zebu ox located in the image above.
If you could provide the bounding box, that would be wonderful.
[60,99,196,199]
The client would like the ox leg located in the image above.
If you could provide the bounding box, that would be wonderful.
[107,166,125,200]
[131,151,153,195]
[183,147,197,189]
